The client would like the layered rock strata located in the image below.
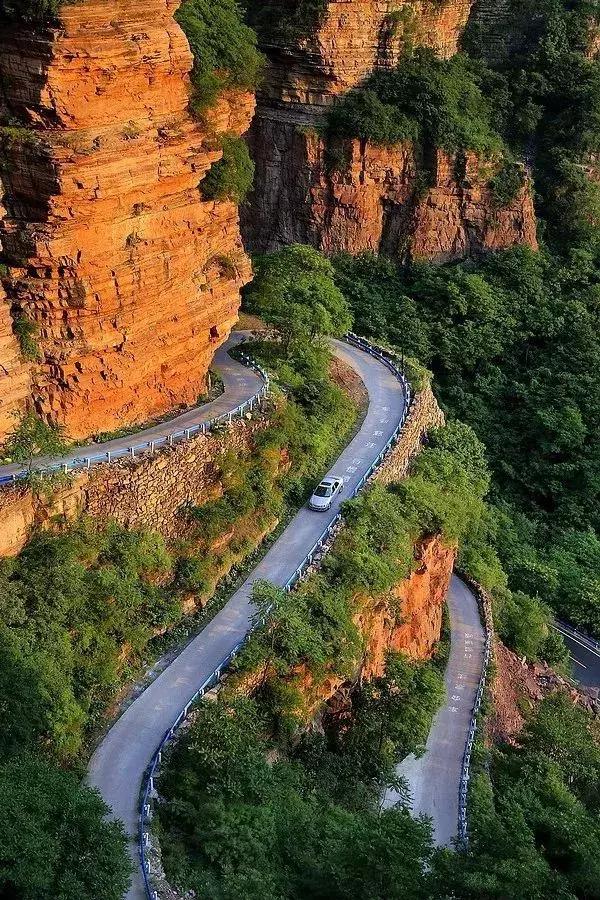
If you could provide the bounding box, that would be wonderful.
[0,0,253,441]
[248,128,537,261]
[259,0,473,110]
[243,0,537,260]
[282,533,455,722]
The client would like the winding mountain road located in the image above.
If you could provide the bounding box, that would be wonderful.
[554,621,600,689]
[0,332,264,484]
[88,337,408,899]
[384,575,485,847]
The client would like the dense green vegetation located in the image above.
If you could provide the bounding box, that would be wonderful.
[157,412,570,896]
[464,0,600,249]
[157,660,442,900]
[176,0,263,112]
[1,411,67,467]
[245,244,353,348]
[333,245,600,636]
[201,134,255,203]
[0,521,179,762]
[158,420,490,896]
[243,0,328,44]
[0,277,360,894]
[327,50,504,158]
[0,0,62,24]
[0,753,130,899]
[437,693,600,899]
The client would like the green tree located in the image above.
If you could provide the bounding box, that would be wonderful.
[201,134,255,203]
[176,0,263,111]
[0,752,131,899]
[246,245,352,350]
[3,411,68,468]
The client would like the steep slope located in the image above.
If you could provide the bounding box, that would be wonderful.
[243,0,537,260]
[0,0,253,442]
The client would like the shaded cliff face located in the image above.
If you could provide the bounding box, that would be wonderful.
[0,0,253,441]
[258,0,473,109]
[243,0,537,260]
[248,127,536,261]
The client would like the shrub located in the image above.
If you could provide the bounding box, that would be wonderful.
[245,245,352,349]
[176,0,263,112]
[326,50,505,157]
[326,89,418,146]
[0,520,176,760]
[488,157,526,207]
[3,411,67,464]
[12,312,40,361]
[200,134,255,203]
[0,0,61,23]
[0,752,131,899]
[244,0,328,43]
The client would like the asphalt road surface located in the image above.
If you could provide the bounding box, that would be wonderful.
[554,624,600,689]
[0,332,264,482]
[383,575,485,847]
[88,337,407,900]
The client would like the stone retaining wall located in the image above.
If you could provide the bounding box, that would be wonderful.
[0,416,268,557]
[0,382,444,558]
[374,383,445,486]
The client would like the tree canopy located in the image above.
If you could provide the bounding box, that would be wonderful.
[245,245,353,348]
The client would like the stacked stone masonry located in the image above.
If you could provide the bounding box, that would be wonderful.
[0,0,254,442]
[0,417,266,557]
[0,378,444,558]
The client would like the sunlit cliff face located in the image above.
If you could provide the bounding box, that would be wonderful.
[0,0,253,441]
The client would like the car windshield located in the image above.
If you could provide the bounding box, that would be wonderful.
[314,484,332,498]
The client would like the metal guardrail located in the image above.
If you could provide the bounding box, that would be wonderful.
[138,333,413,899]
[0,353,269,487]
[553,619,600,655]
[457,577,494,850]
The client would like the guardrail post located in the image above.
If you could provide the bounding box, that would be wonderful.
[133,332,413,898]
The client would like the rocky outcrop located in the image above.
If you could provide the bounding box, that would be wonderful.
[259,0,473,110]
[360,534,455,675]
[284,533,455,720]
[463,0,516,64]
[0,0,253,442]
[489,641,600,745]
[243,0,537,260]
[252,131,536,261]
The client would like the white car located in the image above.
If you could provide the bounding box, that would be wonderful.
[309,476,344,511]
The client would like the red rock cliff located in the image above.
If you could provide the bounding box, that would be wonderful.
[243,0,537,260]
[0,0,254,442]
[283,535,455,719]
